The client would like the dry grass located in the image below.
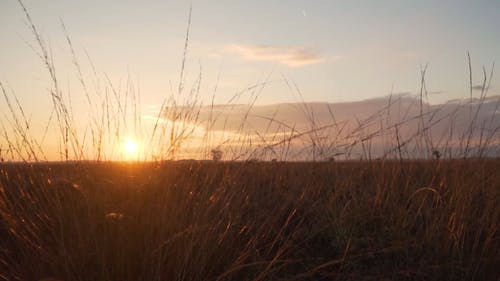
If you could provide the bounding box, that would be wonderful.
[0,2,499,280]
[0,159,499,280]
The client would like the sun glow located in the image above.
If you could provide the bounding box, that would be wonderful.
[123,138,139,159]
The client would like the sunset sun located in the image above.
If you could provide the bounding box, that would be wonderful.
[123,138,139,159]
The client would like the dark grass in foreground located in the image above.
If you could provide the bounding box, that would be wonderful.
[0,160,498,281]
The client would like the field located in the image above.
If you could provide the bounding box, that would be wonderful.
[1,159,498,280]
[1,2,499,280]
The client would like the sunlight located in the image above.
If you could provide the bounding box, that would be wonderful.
[123,138,139,160]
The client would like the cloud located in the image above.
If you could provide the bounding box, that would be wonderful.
[472,85,485,91]
[227,44,330,67]
[392,91,412,96]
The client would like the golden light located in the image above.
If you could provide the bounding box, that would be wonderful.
[123,138,139,159]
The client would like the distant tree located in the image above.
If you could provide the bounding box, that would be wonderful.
[432,149,441,160]
[211,149,223,161]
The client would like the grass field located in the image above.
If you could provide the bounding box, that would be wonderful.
[1,2,499,280]
[1,159,498,280]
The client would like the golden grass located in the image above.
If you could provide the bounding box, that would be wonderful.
[0,159,498,280]
[0,2,499,280]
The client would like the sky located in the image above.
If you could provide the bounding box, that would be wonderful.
[0,0,499,160]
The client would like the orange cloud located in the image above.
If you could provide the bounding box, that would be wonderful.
[227,44,330,67]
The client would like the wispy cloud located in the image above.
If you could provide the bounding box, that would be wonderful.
[227,44,330,67]
[472,85,486,91]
